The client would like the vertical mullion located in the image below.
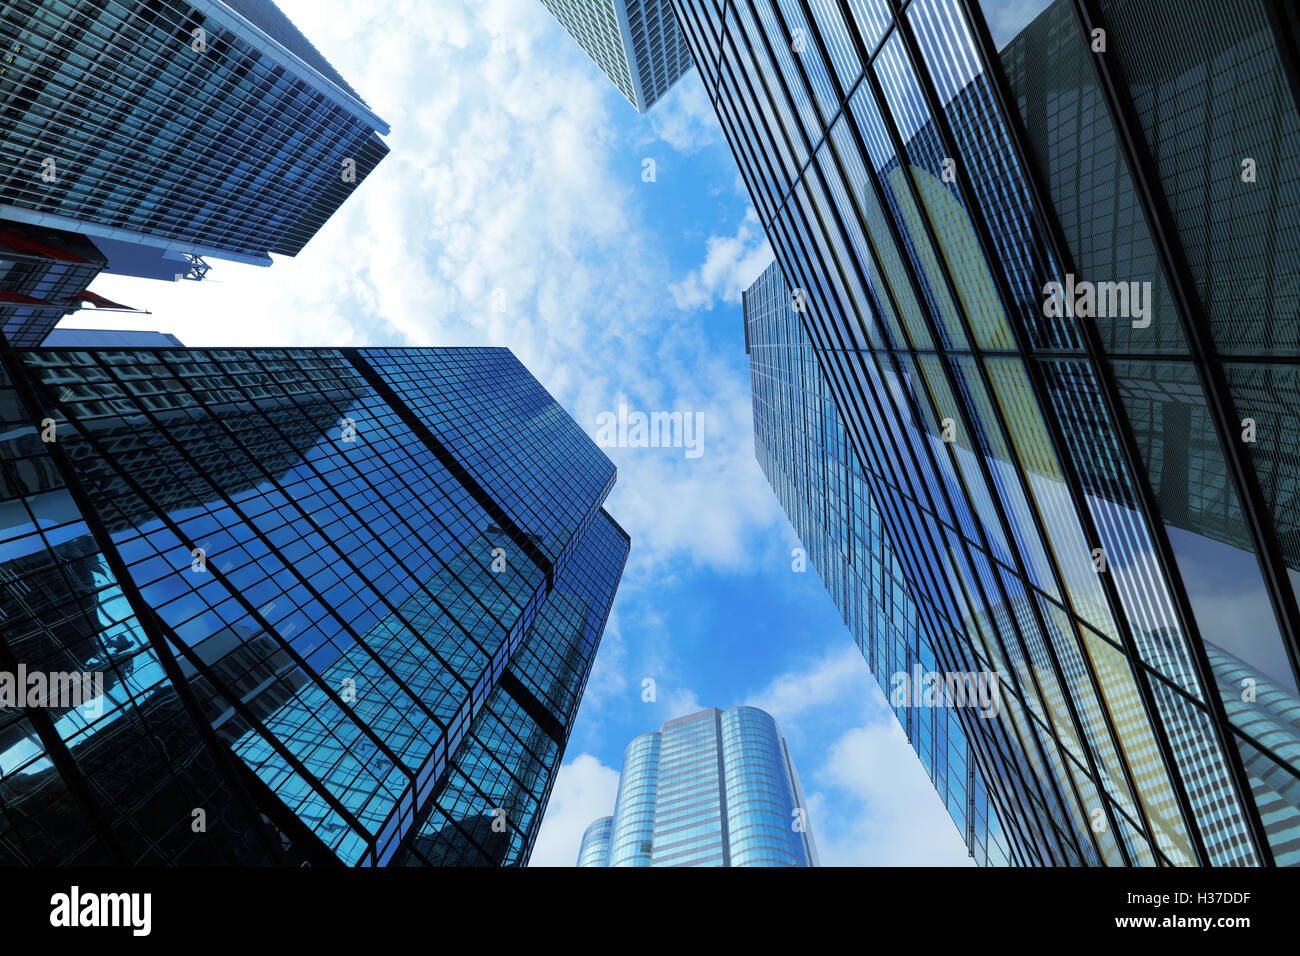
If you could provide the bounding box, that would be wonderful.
[765,0,1104,864]
[1071,0,1300,693]
[959,0,1276,867]
[781,1,1099,865]
[888,0,1209,865]
[852,26,1144,862]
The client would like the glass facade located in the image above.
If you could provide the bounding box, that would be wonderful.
[0,0,389,265]
[746,257,1006,864]
[675,0,1300,865]
[577,814,614,866]
[577,705,818,866]
[540,0,695,112]
[0,344,628,866]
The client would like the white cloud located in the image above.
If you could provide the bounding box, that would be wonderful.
[745,642,973,866]
[582,608,629,706]
[645,71,722,153]
[578,597,703,727]
[662,686,702,720]
[810,721,975,866]
[668,207,773,311]
[595,363,786,578]
[62,0,782,578]
[528,753,621,866]
[747,643,875,726]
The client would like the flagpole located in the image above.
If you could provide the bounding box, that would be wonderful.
[71,307,153,315]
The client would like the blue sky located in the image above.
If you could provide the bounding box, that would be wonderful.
[67,0,971,866]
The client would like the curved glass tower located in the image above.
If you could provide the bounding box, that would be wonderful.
[608,731,660,866]
[577,706,817,866]
[577,816,614,867]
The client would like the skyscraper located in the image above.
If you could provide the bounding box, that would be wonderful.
[679,0,1300,865]
[539,0,695,111]
[577,815,614,866]
[576,706,818,866]
[746,258,1007,864]
[0,0,389,274]
[0,343,628,866]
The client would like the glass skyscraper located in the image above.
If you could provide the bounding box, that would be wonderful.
[0,0,389,274]
[576,705,818,866]
[539,0,695,111]
[677,0,1300,865]
[746,258,1007,864]
[0,343,628,866]
[577,815,615,866]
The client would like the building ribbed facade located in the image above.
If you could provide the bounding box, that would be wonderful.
[0,0,389,271]
[0,344,627,866]
[678,0,1300,865]
[0,0,388,349]
[577,815,614,866]
[539,0,695,111]
[746,258,1006,863]
[577,706,818,866]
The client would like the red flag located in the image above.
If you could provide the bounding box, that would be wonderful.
[0,230,91,264]
[0,290,55,305]
[71,289,137,311]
